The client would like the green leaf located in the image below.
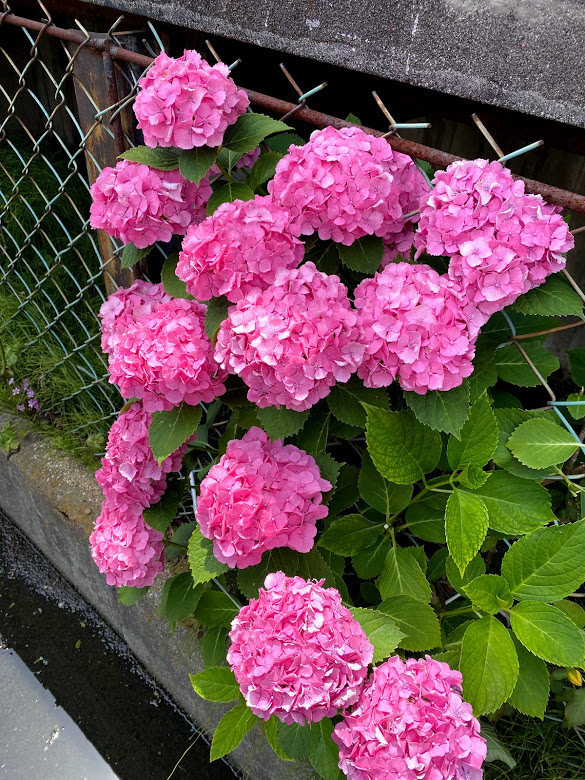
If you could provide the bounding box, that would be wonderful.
[565,688,585,728]
[256,406,309,440]
[249,151,284,191]
[160,252,193,299]
[345,112,362,124]
[496,341,559,387]
[568,348,585,387]
[378,545,432,603]
[179,146,218,184]
[313,452,342,494]
[349,607,405,662]
[308,719,342,780]
[188,524,229,586]
[189,666,240,703]
[466,348,498,405]
[509,601,585,666]
[158,572,203,627]
[118,145,180,169]
[223,113,291,154]
[120,243,150,269]
[378,595,442,651]
[149,403,202,466]
[296,547,335,587]
[143,477,185,532]
[404,385,471,436]
[506,418,579,469]
[511,274,584,317]
[327,464,360,516]
[217,147,243,171]
[338,236,384,274]
[566,392,585,420]
[194,590,239,628]
[118,585,149,605]
[494,408,557,480]
[460,617,519,716]
[447,392,498,469]
[427,548,449,581]
[210,704,256,761]
[266,132,305,153]
[359,453,412,517]
[365,407,442,485]
[458,465,491,489]
[264,717,293,760]
[204,295,230,342]
[295,411,330,453]
[508,634,550,719]
[167,521,197,561]
[481,722,517,768]
[305,239,340,275]
[201,626,228,667]
[237,548,300,600]
[206,182,255,216]
[405,493,447,544]
[463,574,513,614]
[501,518,585,602]
[445,489,489,575]
[276,721,319,760]
[319,514,385,556]
[553,599,585,628]
[327,378,389,428]
[352,538,391,579]
[446,554,486,593]
[468,471,555,535]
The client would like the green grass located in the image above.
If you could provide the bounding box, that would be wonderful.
[0,136,120,456]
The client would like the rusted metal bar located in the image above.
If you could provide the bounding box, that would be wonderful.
[3,12,585,214]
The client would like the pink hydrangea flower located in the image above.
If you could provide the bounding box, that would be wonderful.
[99,280,171,355]
[90,503,164,588]
[227,572,373,724]
[177,196,304,302]
[268,126,429,246]
[90,160,211,248]
[108,297,226,412]
[214,262,364,411]
[355,262,476,394]
[197,427,331,568]
[333,655,487,780]
[91,401,190,588]
[133,50,249,149]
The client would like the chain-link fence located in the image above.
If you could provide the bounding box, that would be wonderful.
[2,0,585,449]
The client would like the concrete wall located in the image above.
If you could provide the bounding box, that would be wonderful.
[0,413,309,780]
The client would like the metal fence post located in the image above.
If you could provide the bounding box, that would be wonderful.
[68,40,138,296]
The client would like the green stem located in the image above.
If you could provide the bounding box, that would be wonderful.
[215,159,232,183]
[163,540,187,551]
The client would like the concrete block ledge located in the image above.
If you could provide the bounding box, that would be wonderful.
[0,413,309,780]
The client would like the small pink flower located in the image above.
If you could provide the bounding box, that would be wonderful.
[197,427,331,568]
[355,262,476,394]
[228,572,373,724]
[177,196,304,302]
[133,50,249,149]
[214,262,364,411]
[108,298,226,412]
[90,160,211,248]
[268,126,429,249]
[333,655,487,780]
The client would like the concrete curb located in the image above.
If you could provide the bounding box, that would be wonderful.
[0,413,310,780]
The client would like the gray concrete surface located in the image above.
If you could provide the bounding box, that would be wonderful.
[87,0,585,127]
[0,413,308,780]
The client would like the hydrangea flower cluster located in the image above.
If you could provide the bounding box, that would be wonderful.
[197,427,331,568]
[415,159,574,323]
[133,50,249,149]
[355,262,476,394]
[227,572,373,724]
[108,297,226,412]
[90,402,188,588]
[90,160,211,248]
[99,279,171,355]
[333,655,487,780]
[215,262,364,411]
[268,126,429,248]
[177,196,304,302]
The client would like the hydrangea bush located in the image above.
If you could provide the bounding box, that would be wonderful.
[87,48,585,779]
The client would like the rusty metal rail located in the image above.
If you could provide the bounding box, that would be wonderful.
[3,10,585,214]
